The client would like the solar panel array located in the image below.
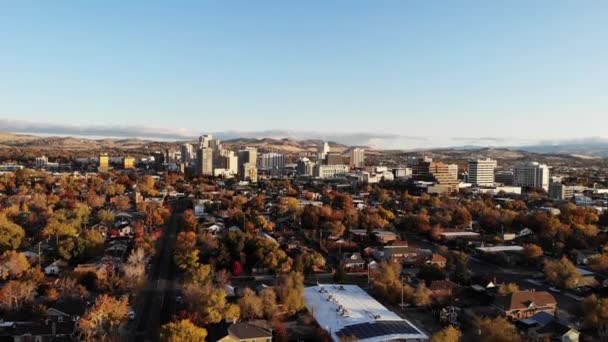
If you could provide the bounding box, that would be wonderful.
[336,320,422,340]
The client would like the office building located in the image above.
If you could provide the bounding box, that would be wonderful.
[350,148,365,168]
[468,158,497,187]
[196,148,214,176]
[99,153,109,172]
[549,182,576,201]
[258,152,285,170]
[123,156,135,169]
[297,158,315,176]
[513,162,550,191]
[314,164,350,179]
[495,170,514,185]
[199,134,220,150]
[218,150,238,175]
[242,162,258,182]
[238,147,257,177]
[414,159,459,194]
[393,167,412,178]
[181,143,194,165]
[35,156,48,169]
[324,152,344,165]
[318,141,330,161]
[448,164,459,180]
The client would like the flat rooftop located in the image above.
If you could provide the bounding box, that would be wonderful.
[304,284,428,342]
[476,245,524,253]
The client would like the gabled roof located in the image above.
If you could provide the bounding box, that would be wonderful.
[494,291,557,311]
[227,320,272,339]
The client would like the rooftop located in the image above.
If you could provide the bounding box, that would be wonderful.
[303,284,427,342]
[476,245,524,253]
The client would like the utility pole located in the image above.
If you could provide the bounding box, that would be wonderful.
[401,276,404,311]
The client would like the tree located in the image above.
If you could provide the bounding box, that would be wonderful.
[97,209,114,226]
[160,319,208,342]
[0,214,25,251]
[260,288,278,319]
[87,192,105,209]
[587,254,608,273]
[182,210,198,232]
[115,195,131,211]
[412,283,432,307]
[544,257,581,289]
[0,280,37,311]
[523,244,543,262]
[451,252,471,284]
[475,316,521,342]
[0,251,30,280]
[498,282,520,296]
[43,210,78,246]
[430,325,461,342]
[124,248,146,286]
[238,288,263,319]
[276,272,305,316]
[78,295,129,340]
[371,261,409,303]
[452,207,472,228]
[582,294,608,330]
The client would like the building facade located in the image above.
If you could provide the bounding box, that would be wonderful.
[468,158,497,187]
[350,148,365,168]
[314,164,350,179]
[258,152,285,170]
[513,162,550,191]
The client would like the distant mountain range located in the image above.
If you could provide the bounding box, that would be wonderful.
[1,131,608,158]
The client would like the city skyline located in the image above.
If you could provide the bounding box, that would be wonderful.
[2,1,608,147]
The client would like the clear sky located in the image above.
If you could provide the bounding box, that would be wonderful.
[1,1,607,147]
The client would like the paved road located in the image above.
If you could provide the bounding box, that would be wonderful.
[127,199,187,342]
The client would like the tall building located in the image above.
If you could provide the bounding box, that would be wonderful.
[468,158,497,187]
[99,153,109,172]
[448,164,459,180]
[242,162,258,182]
[350,148,365,168]
[238,147,257,177]
[513,162,550,191]
[218,150,239,175]
[181,143,194,165]
[258,152,285,170]
[414,159,459,193]
[324,152,344,165]
[35,156,48,169]
[196,148,214,176]
[123,156,135,169]
[199,134,220,150]
[318,142,330,161]
[495,170,514,185]
[297,158,315,176]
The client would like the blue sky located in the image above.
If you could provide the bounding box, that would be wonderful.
[1,1,607,147]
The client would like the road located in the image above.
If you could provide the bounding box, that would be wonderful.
[127,199,187,342]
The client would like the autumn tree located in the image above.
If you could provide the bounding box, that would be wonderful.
[523,244,543,262]
[238,288,263,319]
[371,261,409,303]
[544,257,581,289]
[160,319,208,342]
[276,272,305,316]
[97,209,114,226]
[0,251,30,280]
[0,280,37,310]
[412,283,432,307]
[498,282,520,296]
[0,213,25,251]
[260,288,278,319]
[475,316,521,342]
[78,295,129,341]
[587,254,608,272]
[124,248,146,287]
[430,325,461,342]
[581,294,608,331]
[182,210,198,232]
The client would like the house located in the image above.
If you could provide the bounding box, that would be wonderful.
[44,259,68,276]
[46,299,87,322]
[372,230,398,245]
[493,290,557,320]
[7,321,76,342]
[341,252,366,270]
[425,253,447,269]
[217,320,273,342]
[516,311,580,342]
[428,280,459,300]
[375,246,421,265]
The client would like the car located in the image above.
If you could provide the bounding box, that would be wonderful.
[176,296,183,304]
[128,310,136,321]
[548,287,561,293]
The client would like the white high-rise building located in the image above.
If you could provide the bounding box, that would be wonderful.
[314,164,350,179]
[468,158,497,187]
[350,148,365,168]
[258,153,285,170]
[513,161,550,191]
[318,142,330,161]
[448,164,459,180]
[297,158,315,176]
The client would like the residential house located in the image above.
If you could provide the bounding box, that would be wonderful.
[218,320,273,342]
[341,253,366,271]
[44,259,68,276]
[493,290,557,320]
